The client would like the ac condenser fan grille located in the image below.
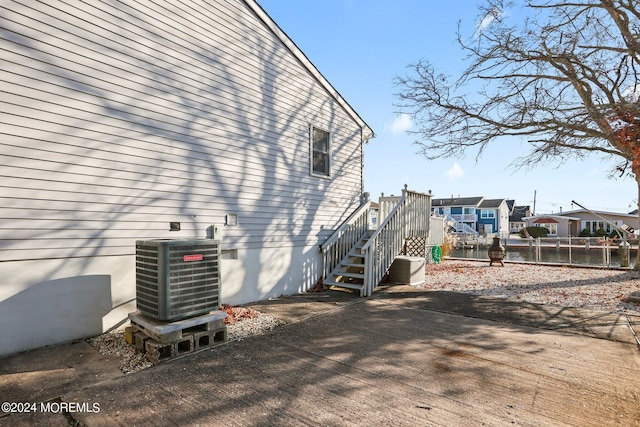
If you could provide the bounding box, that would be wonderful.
[135,239,221,321]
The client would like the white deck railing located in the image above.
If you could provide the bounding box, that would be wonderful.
[361,186,432,296]
[450,213,477,222]
[319,200,372,281]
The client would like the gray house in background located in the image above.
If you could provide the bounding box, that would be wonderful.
[524,209,639,237]
[0,0,373,356]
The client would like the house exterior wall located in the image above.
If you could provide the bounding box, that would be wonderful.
[524,217,573,237]
[569,213,637,235]
[510,221,525,233]
[558,219,572,237]
[477,202,509,236]
[556,211,639,236]
[477,209,496,234]
[0,0,368,355]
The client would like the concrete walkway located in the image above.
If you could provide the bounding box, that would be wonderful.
[2,286,640,426]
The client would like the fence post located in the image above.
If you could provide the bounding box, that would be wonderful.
[536,237,541,263]
[620,237,630,268]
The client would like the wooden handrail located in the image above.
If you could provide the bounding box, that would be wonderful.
[319,201,371,251]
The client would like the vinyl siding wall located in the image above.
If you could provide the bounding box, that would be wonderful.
[0,0,366,355]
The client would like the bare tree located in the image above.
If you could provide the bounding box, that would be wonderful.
[395,0,640,267]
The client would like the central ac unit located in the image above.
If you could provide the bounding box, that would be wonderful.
[135,239,221,321]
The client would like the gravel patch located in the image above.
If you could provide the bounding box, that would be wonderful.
[87,309,286,374]
[87,332,152,374]
[421,260,640,314]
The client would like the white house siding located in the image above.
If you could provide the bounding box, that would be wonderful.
[0,0,369,355]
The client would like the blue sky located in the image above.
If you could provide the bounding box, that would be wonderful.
[257,0,638,214]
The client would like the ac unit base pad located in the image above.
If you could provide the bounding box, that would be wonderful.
[127,310,228,363]
[128,310,227,344]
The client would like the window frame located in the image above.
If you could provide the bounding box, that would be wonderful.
[480,209,495,219]
[310,125,332,179]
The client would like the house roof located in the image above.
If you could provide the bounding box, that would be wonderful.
[245,0,375,141]
[432,196,484,207]
[478,198,506,209]
[506,199,515,211]
[524,214,580,222]
[509,205,530,222]
[557,209,638,219]
[533,217,559,224]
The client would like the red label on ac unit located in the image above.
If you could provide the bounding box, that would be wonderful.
[183,254,203,262]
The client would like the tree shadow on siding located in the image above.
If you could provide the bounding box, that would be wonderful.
[0,0,366,332]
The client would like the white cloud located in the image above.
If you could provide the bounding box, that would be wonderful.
[389,114,412,134]
[446,162,464,180]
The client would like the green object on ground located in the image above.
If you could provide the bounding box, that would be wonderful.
[432,246,442,263]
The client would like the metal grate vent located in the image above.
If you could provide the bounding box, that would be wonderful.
[135,239,221,321]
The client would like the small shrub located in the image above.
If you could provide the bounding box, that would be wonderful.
[579,228,591,237]
[519,226,549,238]
[594,228,607,237]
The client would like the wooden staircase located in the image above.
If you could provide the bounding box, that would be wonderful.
[322,230,372,293]
[320,186,432,297]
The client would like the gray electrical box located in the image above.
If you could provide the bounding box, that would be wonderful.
[135,239,221,321]
[388,256,426,285]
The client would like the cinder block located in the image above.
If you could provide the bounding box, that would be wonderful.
[176,334,194,356]
[124,326,137,345]
[145,339,175,363]
[185,318,225,334]
[192,327,227,350]
[128,310,227,343]
[134,331,150,352]
[145,335,195,363]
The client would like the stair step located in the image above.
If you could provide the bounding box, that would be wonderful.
[341,262,364,268]
[323,279,364,291]
[336,272,365,279]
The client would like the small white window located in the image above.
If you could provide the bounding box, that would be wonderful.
[311,126,331,177]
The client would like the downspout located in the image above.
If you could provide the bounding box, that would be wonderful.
[360,127,373,203]
[361,127,365,200]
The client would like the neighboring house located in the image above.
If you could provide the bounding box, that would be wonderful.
[0,0,374,356]
[509,205,531,234]
[523,209,638,237]
[478,198,510,236]
[557,209,639,237]
[432,196,484,235]
[431,196,510,236]
[522,215,579,237]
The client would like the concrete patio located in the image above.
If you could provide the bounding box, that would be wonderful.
[2,285,639,426]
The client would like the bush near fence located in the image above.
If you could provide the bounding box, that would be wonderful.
[519,226,549,238]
